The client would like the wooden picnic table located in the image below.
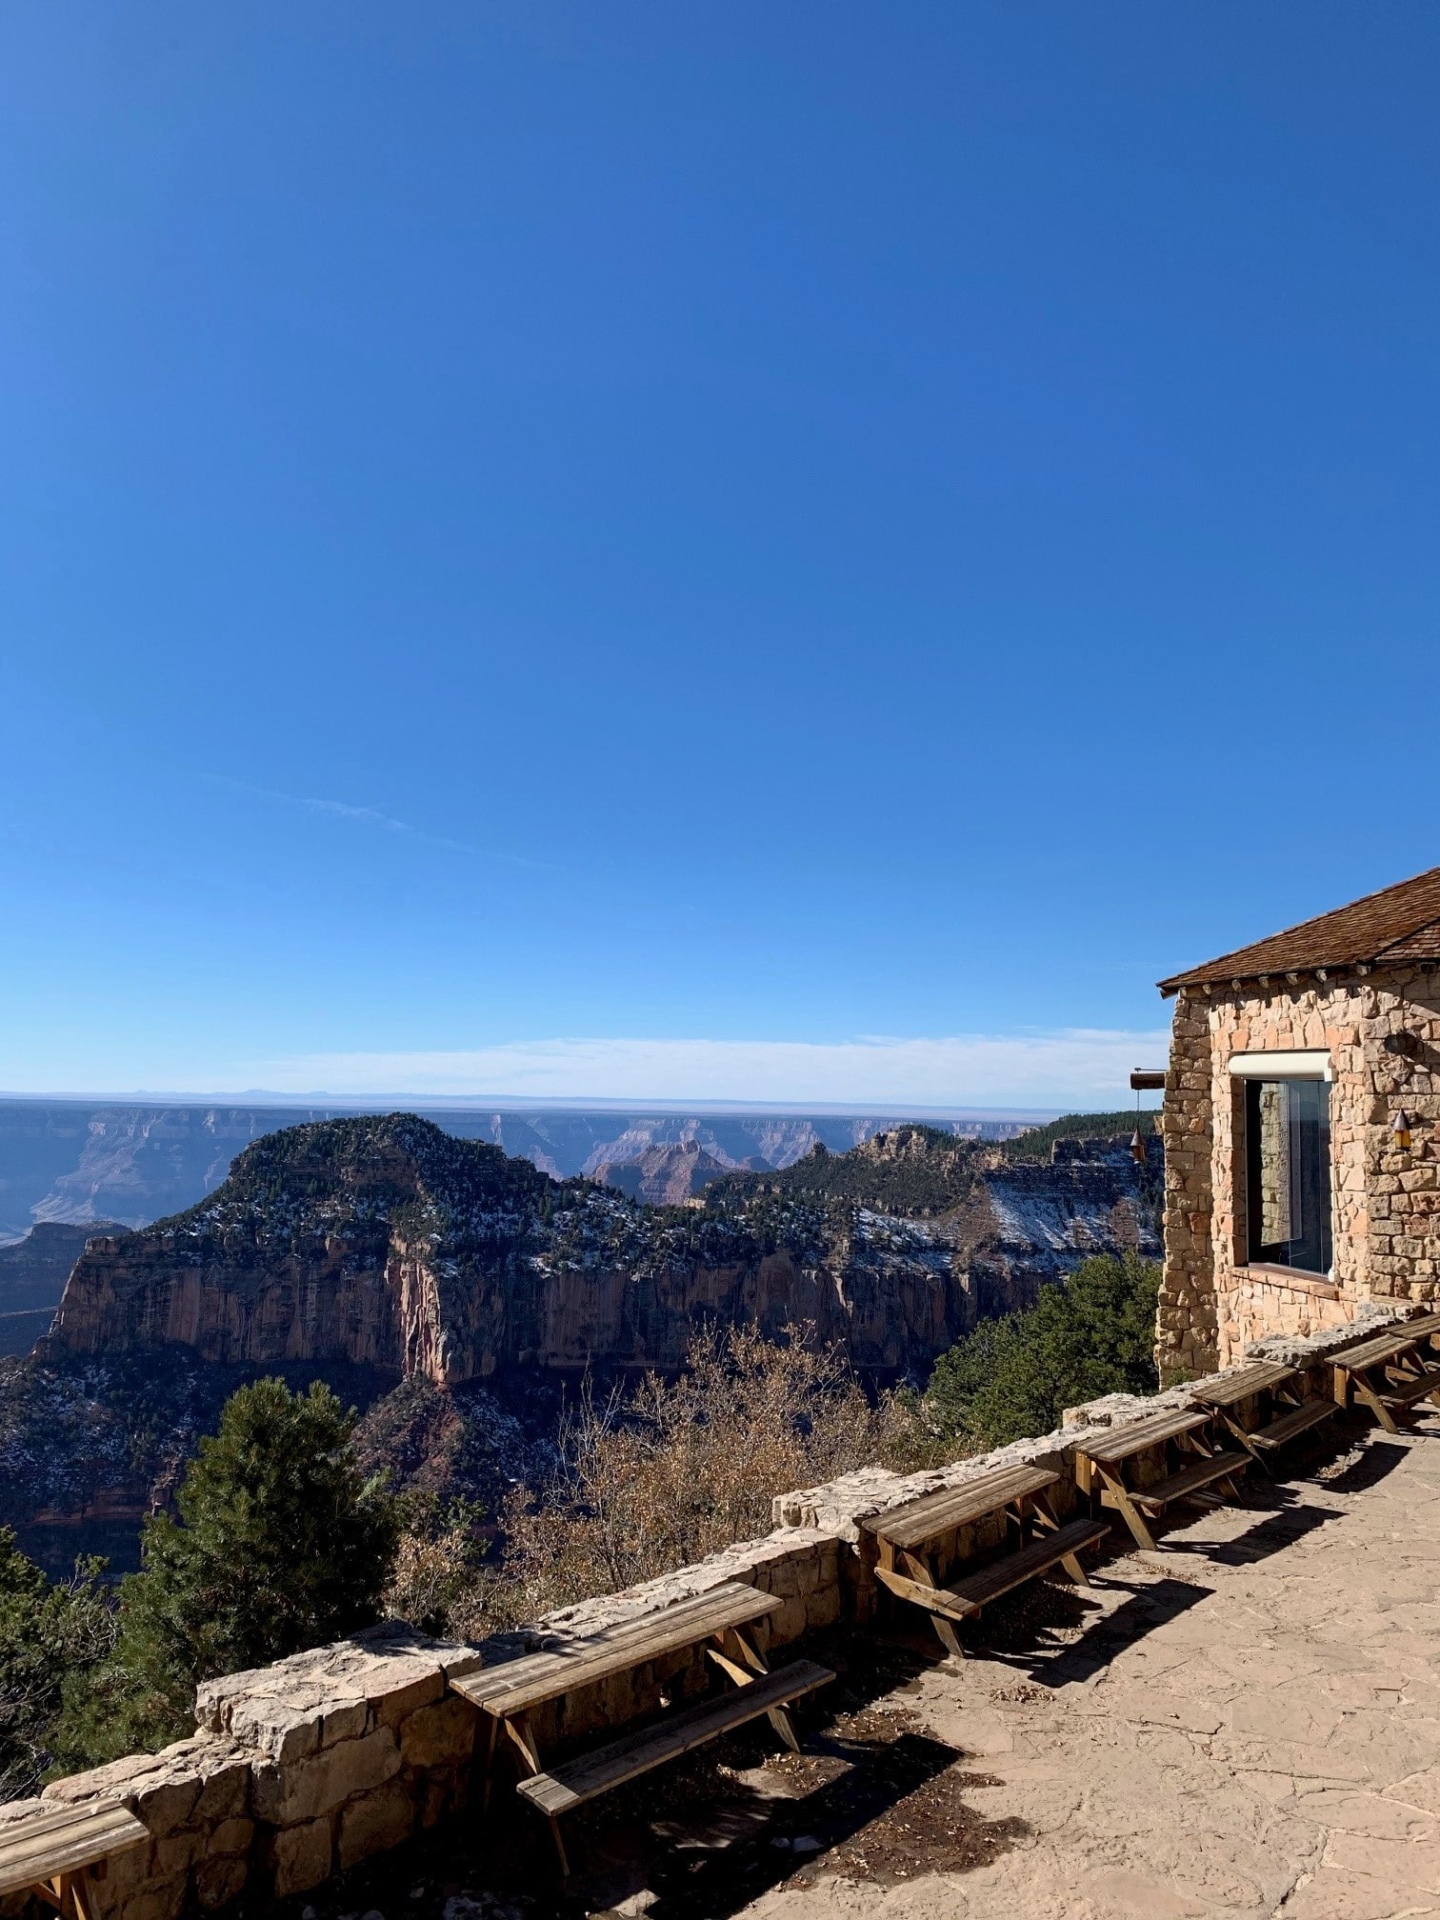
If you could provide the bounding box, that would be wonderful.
[1332,1320,1440,1433]
[1071,1405,1247,1552]
[451,1582,832,1873]
[0,1800,148,1920]
[863,1462,1108,1659]
[1190,1361,1338,1468]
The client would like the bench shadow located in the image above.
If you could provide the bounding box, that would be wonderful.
[634,1725,1019,1919]
[1158,1498,1345,1568]
[543,1630,1031,1917]
[979,1574,1212,1688]
[1308,1435,1413,1494]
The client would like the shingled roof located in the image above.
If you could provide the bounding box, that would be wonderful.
[1158,865,1440,996]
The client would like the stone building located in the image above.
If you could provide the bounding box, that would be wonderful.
[1155,865,1440,1378]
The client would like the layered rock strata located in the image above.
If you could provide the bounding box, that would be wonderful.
[45,1116,1159,1383]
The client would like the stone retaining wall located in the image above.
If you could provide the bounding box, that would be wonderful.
[3,1303,1420,1920]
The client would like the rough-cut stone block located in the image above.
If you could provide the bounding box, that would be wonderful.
[209,1816,254,1856]
[42,1737,248,1834]
[419,1771,460,1829]
[252,1726,401,1826]
[336,1780,413,1870]
[373,1668,444,1729]
[192,1752,251,1826]
[269,1816,332,1898]
[400,1696,476,1770]
[770,1596,807,1644]
[115,1876,186,1920]
[197,1623,481,1763]
[805,1582,841,1630]
[318,1699,370,1748]
[194,1853,248,1911]
[95,1837,154,1899]
[219,1700,322,1766]
[150,1828,208,1878]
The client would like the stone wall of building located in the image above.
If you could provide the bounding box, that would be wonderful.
[1158,987,1218,1378]
[1157,966,1440,1373]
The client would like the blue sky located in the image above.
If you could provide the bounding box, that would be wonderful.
[2,3,1438,1107]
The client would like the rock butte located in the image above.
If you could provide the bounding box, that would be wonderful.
[43,1114,1158,1382]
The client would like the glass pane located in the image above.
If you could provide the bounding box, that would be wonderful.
[1246,1078,1331,1274]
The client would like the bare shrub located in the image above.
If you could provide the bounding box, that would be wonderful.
[410,1325,949,1636]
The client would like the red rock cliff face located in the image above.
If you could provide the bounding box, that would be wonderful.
[45,1115,1159,1381]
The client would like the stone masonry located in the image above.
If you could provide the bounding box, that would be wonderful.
[1158,966,1440,1376]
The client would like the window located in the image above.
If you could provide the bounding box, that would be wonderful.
[1244,1076,1332,1275]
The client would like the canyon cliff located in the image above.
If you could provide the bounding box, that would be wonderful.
[44,1113,1160,1381]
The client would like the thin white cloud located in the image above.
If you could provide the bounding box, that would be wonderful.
[249,1030,1171,1107]
[301,796,419,832]
[205,774,548,867]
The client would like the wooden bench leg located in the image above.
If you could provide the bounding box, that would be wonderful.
[503,1711,543,1777]
[1031,1493,1091,1586]
[35,1876,96,1920]
[1098,1466,1158,1553]
[547,1815,571,1877]
[503,1715,571,1876]
[765,1704,802,1752]
[727,1626,769,1676]
[901,1549,964,1660]
[719,1627,802,1750]
[66,1873,98,1920]
[1354,1371,1400,1435]
[480,1710,501,1815]
[1219,1407,1273,1477]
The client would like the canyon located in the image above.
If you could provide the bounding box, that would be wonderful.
[0,1100,1041,1245]
[0,1112,1158,1570]
[42,1113,1158,1380]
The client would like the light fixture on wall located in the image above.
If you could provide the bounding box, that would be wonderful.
[1128,1068,1163,1165]
[1392,1110,1414,1152]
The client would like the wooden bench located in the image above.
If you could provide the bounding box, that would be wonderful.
[1191,1361,1338,1470]
[1246,1399,1339,1451]
[0,1801,148,1920]
[863,1463,1109,1658]
[452,1581,834,1873]
[514,1659,833,1818]
[1072,1405,1246,1552]
[1333,1324,1440,1434]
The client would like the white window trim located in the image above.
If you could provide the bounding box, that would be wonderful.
[1227,1050,1332,1083]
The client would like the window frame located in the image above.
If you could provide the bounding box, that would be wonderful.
[1229,1051,1334,1280]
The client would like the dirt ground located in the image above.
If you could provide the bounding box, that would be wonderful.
[282,1412,1440,1920]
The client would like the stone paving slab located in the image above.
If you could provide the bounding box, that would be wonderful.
[740,1419,1440,1920]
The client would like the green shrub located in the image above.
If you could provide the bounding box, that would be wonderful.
[925,1253,1161,1449]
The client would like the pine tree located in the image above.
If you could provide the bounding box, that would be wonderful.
[0,1531,115,1799]
[925,1253,1161,1449]
[63,1378,400,1759]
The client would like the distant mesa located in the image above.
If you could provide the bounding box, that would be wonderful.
[0,1097,1043,1246]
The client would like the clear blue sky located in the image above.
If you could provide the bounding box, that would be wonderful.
[2,4,1437,1106]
